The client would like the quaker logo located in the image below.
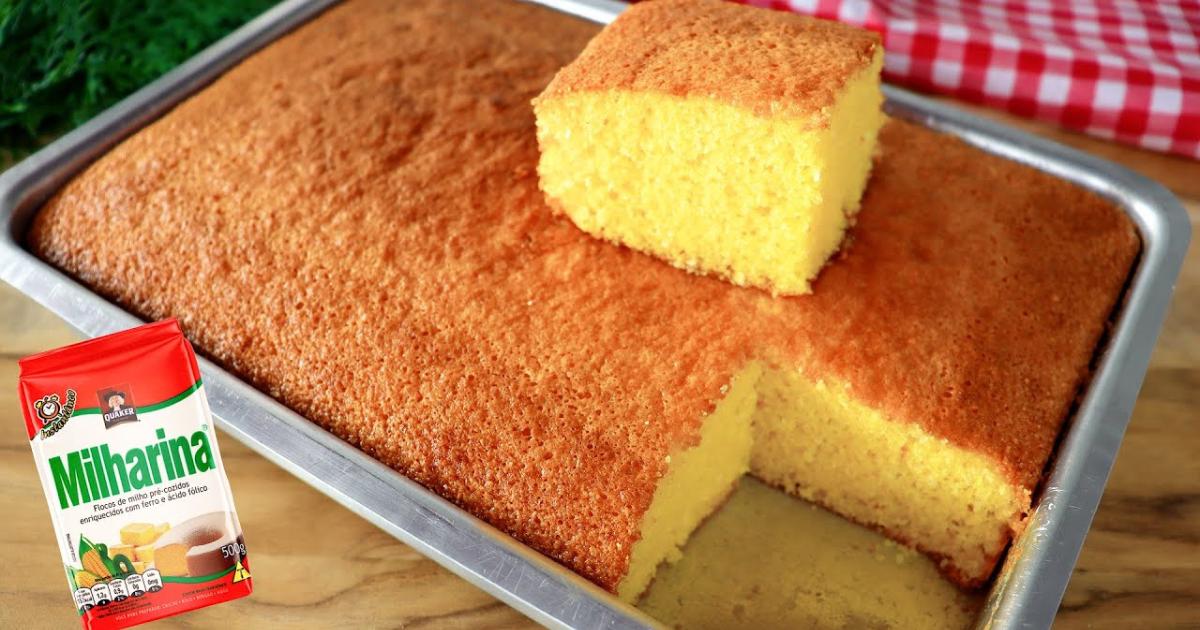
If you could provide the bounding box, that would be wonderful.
[98,385,138,428]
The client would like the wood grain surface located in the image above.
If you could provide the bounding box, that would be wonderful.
[1,104,1196,628]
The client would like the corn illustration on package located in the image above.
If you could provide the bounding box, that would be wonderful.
[19,319,250,629]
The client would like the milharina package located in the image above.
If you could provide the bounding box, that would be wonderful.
[19,319,250,629]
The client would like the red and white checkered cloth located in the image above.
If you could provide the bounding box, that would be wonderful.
[740,0,1200,160]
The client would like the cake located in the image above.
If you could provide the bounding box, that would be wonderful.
[534,0,885,295]
[28,0,1138,601]
[152,512,244,577]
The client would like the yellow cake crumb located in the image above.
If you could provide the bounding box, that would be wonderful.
[617,364,759,601]
[154,544,189,577]
[752,368,1027,582]
[119,523,160,547]
[134,544,156,564]
[107,544,135,563]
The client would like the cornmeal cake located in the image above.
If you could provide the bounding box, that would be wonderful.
[534,0,885,295]
[28,0,1138,600]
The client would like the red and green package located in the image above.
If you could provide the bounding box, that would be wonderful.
[19,319,251,629]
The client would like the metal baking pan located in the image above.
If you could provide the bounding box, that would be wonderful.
[0,0,1189,628]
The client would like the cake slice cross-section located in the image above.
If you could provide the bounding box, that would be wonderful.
[534,0,885,295]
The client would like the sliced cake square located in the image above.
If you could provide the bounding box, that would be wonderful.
[534,0,885,295]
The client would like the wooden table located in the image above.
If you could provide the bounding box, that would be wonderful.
[1,106,1196,628]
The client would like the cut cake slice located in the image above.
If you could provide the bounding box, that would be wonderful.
[534,0,885,295]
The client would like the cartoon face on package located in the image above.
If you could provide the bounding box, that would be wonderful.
[19,320,250,630]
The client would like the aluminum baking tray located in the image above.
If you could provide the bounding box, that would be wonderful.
[0,0,1190,628]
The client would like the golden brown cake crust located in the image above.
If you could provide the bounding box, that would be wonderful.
[768,121,1140,493]
[29,0,1137,591]
[753,142,1142,585]
[536,0,881,123]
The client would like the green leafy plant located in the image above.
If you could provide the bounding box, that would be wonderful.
[0,0,277,163]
